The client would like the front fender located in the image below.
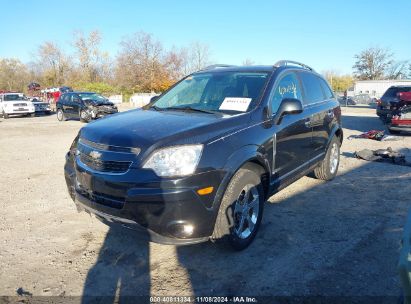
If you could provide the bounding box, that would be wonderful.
[211,145,270,212]
[326,125,343,149]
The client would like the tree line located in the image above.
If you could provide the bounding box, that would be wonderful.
[0,30,212,96]
[323,46,411,93]
[0,31,410,96]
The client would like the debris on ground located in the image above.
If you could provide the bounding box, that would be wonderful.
[348,130,403,141]
[354,147,411,166]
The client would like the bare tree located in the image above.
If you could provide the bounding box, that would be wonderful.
[189,41,211,72]
[353,47,393,80]
[36,42,70,86]
[0,58,30,91]
[116,32,171,92]
[385,60,409,80]
[72,30,109,83]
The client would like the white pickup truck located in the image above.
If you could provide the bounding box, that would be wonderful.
[0,93,35,119]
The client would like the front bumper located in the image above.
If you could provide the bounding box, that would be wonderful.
[64,153,225,245]
[89,107,118,119]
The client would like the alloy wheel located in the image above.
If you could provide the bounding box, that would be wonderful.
[329,142,339,174]
[233,184,260,239]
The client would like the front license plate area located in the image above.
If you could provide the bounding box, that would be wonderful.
[77,170,93,191]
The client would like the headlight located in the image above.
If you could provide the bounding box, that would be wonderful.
[143,144,203,177]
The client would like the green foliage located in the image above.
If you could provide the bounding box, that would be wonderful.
[73,82,116,95]
[329,75,354,92]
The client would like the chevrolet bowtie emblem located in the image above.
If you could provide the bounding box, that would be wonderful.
[89,150,102,159]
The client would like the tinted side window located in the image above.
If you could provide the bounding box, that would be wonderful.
[300,72,325,105]
[270,72,302,114]
[382,87,411,99]
[319,78,334,99]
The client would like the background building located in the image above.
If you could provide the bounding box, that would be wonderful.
[348,80,411,98]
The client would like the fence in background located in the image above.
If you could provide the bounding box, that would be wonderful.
[130,93,159,108]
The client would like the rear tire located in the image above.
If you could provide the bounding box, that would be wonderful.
[212,165,264,250]
[313,136,340,181]
[56,109,65,121]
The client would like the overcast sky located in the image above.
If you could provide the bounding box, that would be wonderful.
[1,0,410,74]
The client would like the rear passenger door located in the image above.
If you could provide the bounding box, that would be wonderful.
[299,72,333,159]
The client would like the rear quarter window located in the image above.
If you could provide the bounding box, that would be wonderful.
[299,72,326,105]
[319,78,334,99]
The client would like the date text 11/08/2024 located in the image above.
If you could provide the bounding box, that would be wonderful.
[149,296,258,303]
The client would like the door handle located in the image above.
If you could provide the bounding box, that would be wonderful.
[304,118,311,128]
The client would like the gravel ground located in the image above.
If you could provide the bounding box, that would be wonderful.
[0,105,410,301]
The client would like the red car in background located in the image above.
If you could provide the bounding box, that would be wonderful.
[389,92,411,134]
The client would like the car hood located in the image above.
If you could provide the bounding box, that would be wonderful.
[84,99,114,106]
[79,109,249,152]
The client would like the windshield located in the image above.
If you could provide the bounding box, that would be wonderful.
[78,93,107,102]
[3,94,25,101]
[152,72,270,113]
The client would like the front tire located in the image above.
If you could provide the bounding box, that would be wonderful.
[212,165,264,250]
[313,136,340,181]
[56,109,65,121]
[3,111,9,119]
[80,110,90,123]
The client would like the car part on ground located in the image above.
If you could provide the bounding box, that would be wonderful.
[355,147,411,167]
[64,60,343,250]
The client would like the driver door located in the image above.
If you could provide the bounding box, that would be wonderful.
[269,72,313,178]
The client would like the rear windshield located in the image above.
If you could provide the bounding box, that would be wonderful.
[382,87,411,98]
[152,72,270,114]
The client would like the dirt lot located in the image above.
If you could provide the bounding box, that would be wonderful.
[0,105,410,301]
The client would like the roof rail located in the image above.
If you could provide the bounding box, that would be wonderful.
[274,60,315,72]
[200,64,236,71]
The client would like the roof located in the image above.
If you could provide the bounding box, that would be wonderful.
[195,65,276,74]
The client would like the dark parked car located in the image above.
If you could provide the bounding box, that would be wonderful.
[377,86,411,121]
[56,92,118,122]
[388,92,411,134]
[64,61,343,250]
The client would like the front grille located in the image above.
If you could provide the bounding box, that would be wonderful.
[79,152,131,173]
[79,138,140,154]
[76,186,124,209]
[13,103,27,107]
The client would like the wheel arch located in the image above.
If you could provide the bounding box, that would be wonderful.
[213,145,271,214]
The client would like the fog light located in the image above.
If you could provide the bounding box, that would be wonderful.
[197,186,214,196]
[168,222,194,238]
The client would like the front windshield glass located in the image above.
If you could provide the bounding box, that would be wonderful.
[78,93,106,102]
[4,94,25,101]
[152,72,270,113]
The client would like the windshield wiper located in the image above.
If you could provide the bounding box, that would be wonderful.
[149,105,164,111]
[164,106,217,114]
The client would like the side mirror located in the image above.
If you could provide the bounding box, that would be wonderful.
[73,98,81,103]
[272,98,303,125]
